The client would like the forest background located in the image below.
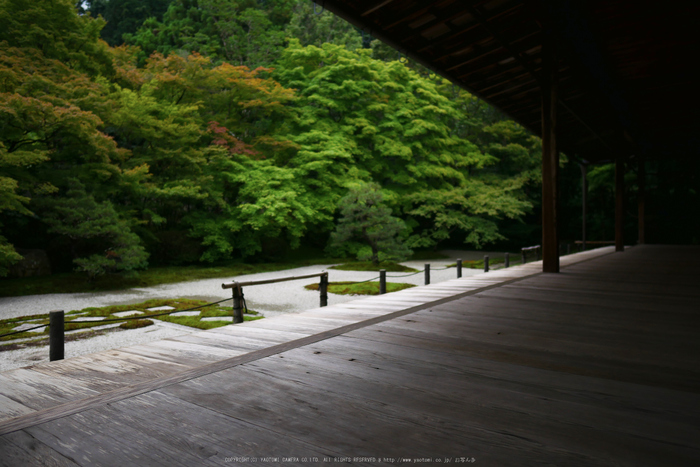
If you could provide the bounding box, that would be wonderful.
[0,0,668,282]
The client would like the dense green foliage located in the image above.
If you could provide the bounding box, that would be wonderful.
[1,0,551,282]
[328,183,411,264]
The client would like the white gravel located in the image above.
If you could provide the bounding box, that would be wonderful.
[0,250,495,372]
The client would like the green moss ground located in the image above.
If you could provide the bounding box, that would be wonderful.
[305,281,415,295]
[329,261,418,272]
[0,298,261,347]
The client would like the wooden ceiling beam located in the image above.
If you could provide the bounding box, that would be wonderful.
[382,0,458,31]
[461,2,615,154]
[362,0,397,17]
[414,3,523,54]
[484,78,539,100]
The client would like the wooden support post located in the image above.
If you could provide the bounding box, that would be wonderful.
[522,250,526,265]
[319,273,328,307]
[616,158,625,252]
[424,264,430,285]
[581,163,588,251]
[541,16,560,273]
[505,253,510,268]
[49,311,64,362]
[484,256,489,273]
[232,286,244,324]
[456,259,462,278]
[638,157,645,244]
[379,269,386,294]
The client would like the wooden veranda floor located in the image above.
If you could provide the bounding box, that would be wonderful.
[0,245,698,466]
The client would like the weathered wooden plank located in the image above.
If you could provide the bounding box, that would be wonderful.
[0,368,98,412]
[0,394,34,422]
[69,405,221,465]
[400,303,699,356]
[502,274,700,297]
[31,349,190,392]
[24,416,196,466]
[0,430,77,466]
[319,327,700,394]
[297,309,383,321]
[239,349,699,465]
[159,366,544,465]
[162,330,272,353]
[207,324,308,343]
[334,302,415,311]
[120,339,245,366]
[108,391,334,460]
[284,334,700,429]
[433,294,697,331]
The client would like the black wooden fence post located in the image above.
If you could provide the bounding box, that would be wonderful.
[232,285,244,324]
[320,273,328,307]
[49,310,64,362]
[505,252,510,268]
[379,269,386,294]
[456,259,462,278]
[424,264,430,285]
[484,256,489,273]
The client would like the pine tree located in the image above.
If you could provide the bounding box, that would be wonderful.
[329,183,411,265]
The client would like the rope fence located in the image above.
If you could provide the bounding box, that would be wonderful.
[0,297,235,341]
[3,242,593,364]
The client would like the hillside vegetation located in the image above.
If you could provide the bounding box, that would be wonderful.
[1,0,544,282]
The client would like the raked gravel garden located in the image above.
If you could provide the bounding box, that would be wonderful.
[0,250,500,372]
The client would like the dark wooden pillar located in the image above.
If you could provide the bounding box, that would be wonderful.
[541,17,559,272]
[615,158,625,252]
[580,163,587,250]
[637,157,645,244]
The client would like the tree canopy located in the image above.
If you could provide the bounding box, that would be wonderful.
[0,0,552,280]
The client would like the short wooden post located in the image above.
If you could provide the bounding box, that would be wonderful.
[49,311,64,362]
[424,264,430,285]
[232,285,244,324]
[319,273,328,307]
[484,256,489,272]
[522,250,526,264]
[456,259,462,278]
[379,269,386,294]
[505,252,510,268]
[536,247,541,261]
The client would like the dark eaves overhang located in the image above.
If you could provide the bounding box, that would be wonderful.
[315,0,700,165]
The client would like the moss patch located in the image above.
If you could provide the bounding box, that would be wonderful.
[329,261,418,272]
[0,298,261,344]
[119,319,154,330]
[305,281,415,295]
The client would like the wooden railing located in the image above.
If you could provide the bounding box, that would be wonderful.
[222,272,329,324]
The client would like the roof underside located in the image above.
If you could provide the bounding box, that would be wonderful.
[318,0,700,164]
